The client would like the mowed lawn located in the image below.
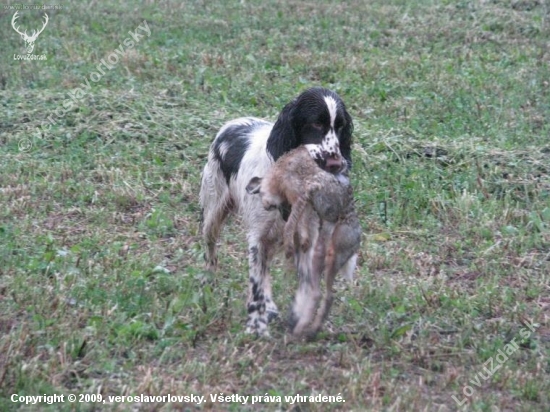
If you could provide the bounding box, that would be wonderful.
[1,1,549,410]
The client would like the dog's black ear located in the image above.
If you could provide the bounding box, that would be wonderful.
[266,99,299,162]
[340,107,354,170]
[246,177,263,194]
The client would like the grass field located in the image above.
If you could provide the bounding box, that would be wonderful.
[1,0,549,410]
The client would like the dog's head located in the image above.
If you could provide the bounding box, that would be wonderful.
[266,87,353,174]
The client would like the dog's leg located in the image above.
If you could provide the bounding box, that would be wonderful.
[245,220,280,336]
[201,191,232,272]
[200,164,234,272]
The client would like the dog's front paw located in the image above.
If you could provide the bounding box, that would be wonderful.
[245,313,270,337]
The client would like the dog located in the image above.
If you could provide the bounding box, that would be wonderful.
[199,87,353,335]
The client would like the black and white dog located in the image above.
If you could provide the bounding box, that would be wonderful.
[199,87,353,336]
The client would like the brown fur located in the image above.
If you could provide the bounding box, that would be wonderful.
[246,146,361,337]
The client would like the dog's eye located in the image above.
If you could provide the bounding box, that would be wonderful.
[311,123,323,131]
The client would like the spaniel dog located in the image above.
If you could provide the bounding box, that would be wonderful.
[199,87,353,336]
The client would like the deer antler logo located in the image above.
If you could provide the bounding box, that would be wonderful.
[11,11,49,54]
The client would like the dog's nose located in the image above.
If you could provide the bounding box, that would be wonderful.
[325,156,342,173]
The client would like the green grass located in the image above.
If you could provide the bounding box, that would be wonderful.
[1,0,549,410]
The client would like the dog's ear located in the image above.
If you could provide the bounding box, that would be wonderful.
[266,98,299,162]
[246,177,263,194]
[340,107,354,170]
